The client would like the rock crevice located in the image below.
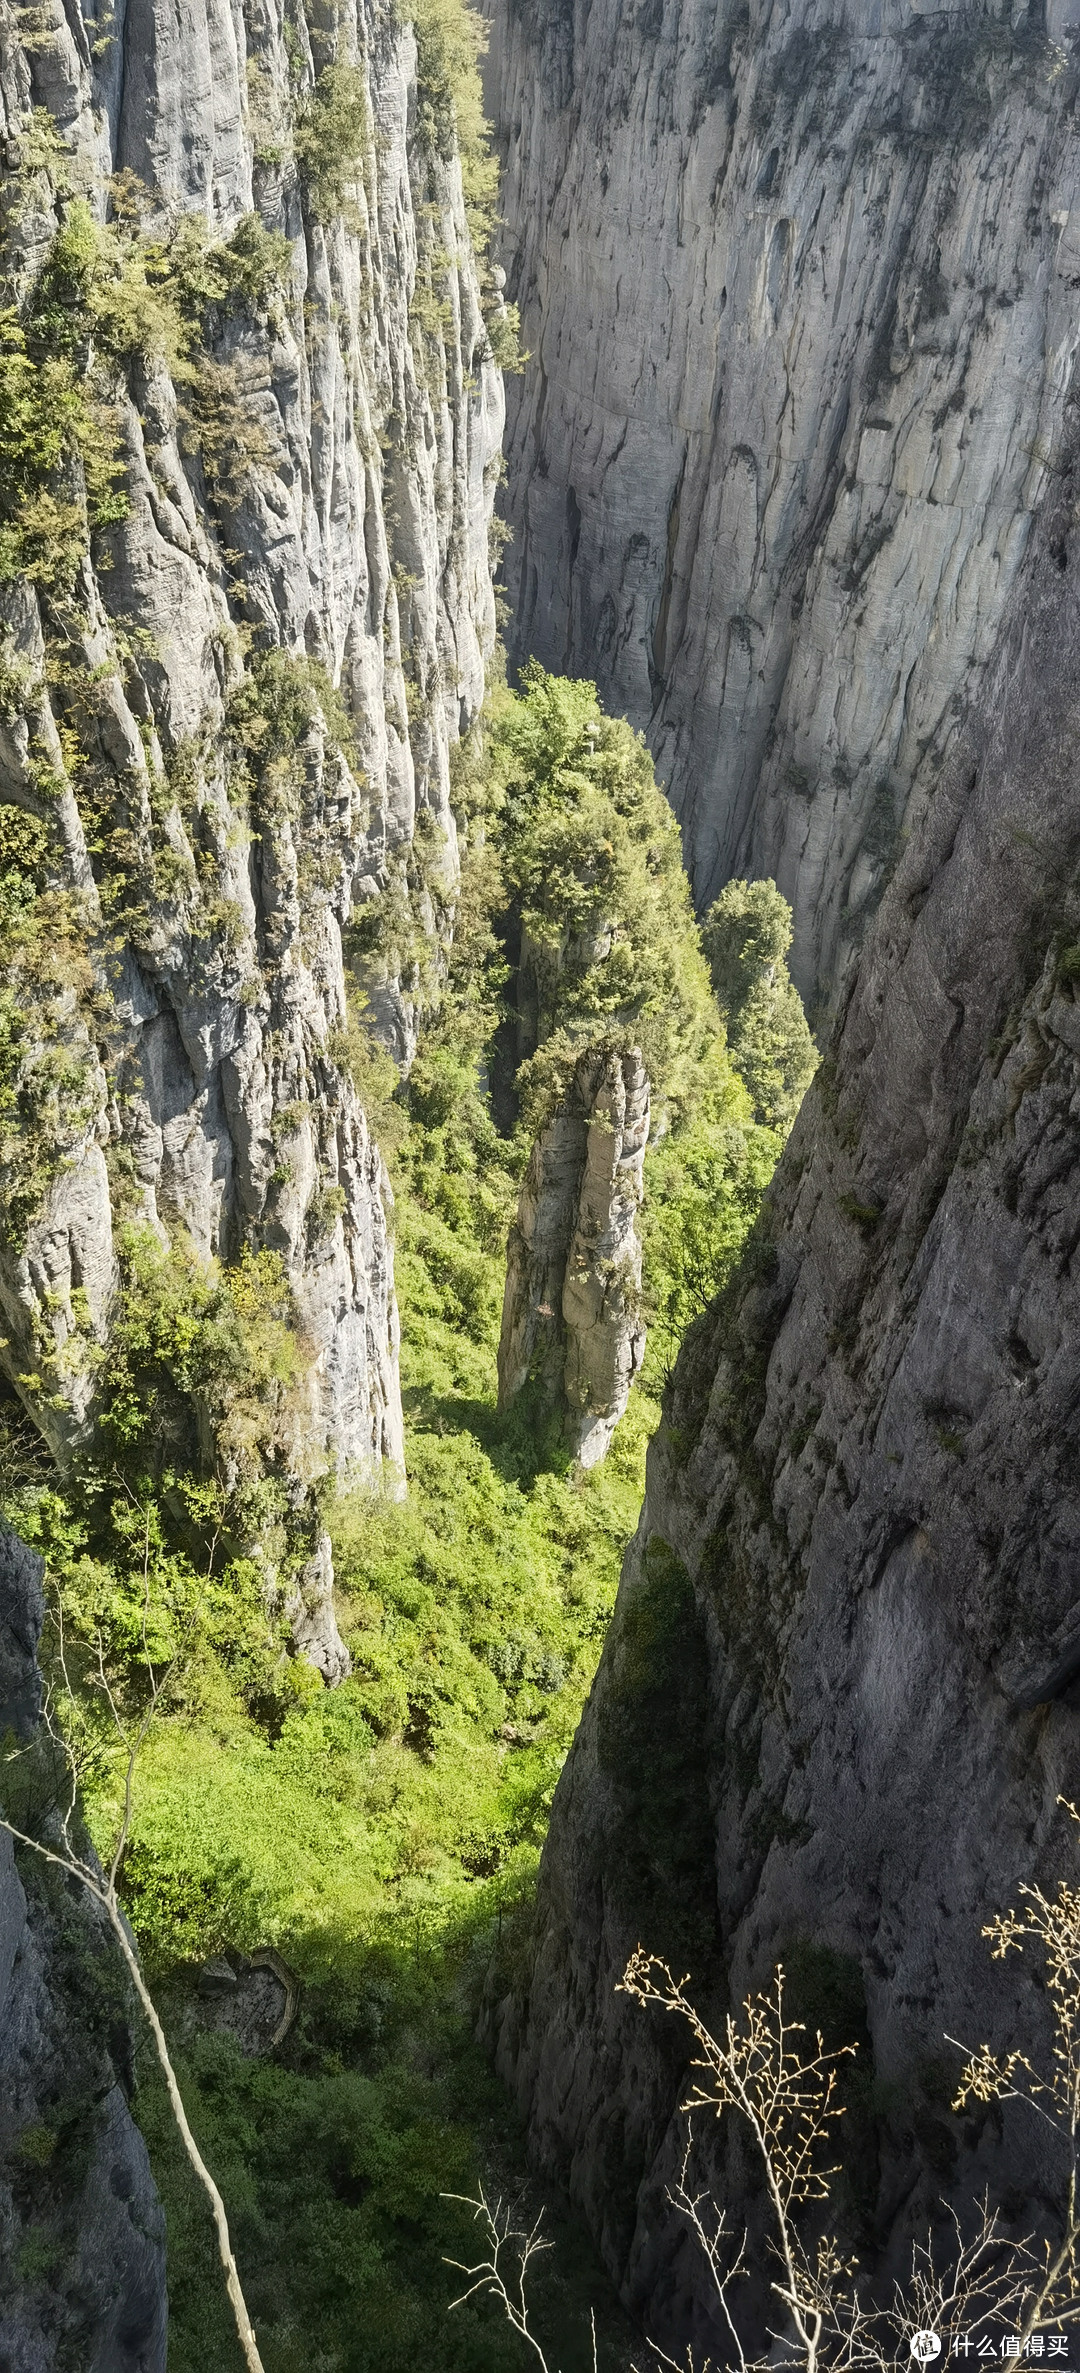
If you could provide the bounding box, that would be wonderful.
[0,1526,168,2373]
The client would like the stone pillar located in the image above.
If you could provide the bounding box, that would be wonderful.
[497,1043,649,1465]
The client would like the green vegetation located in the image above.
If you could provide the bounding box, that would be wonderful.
[471,668,794,1382]
[354,670,796,1415]
[485,665,717,1127]
[0,184,293,592]
[640,1043,782,1383]
[0,806,99,1258]
[0,1,510,601]
[294,63,369,223]
[405,0,524,359]
[701,876,818,1132]
[411,0,491,169]
[0,229,126,591]
[0,1025,648,2368]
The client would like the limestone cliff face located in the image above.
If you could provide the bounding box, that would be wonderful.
[497,1042,648,1466]
[0,0,503,1576]
[490,366,1080,2352]
[486,0,1080,1009]
[0,1526,167,2372]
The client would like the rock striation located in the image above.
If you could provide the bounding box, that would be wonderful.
[486,0,1080,1010]
[0,1524,167,2373]
[497,1041,649,1466]
[490,354,1080,2354]
[0,0,504,1632]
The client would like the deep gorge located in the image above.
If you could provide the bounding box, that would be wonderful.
[2,0,1080,2366]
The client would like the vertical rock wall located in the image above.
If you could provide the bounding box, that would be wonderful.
[486,0,1080,1010]
[0,0,503,1513]
[490,356,1080,2357]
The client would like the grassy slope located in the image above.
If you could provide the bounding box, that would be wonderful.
[119,1096,650,2372]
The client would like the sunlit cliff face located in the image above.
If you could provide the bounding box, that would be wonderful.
[487,0,1080,1012]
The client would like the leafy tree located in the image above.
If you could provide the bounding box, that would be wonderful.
[701,877,817,1132]
[487,664,716,1130]
[293,64,368,223]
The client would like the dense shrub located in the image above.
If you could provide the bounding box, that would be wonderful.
[702,875,817,1130]
[294,63,368,223]
[469,668,809,1381]
[484,664,718,1129]
[0,182,296,593]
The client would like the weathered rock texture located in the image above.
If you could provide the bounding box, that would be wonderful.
[487,0,1080,1011]
[0,0,503,1553]
[497,1042,648,1465]
[0,1524,167,2372]
[490,361,1080,2354]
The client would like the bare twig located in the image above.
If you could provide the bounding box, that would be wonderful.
[443,2187,556,2368]
[450,1816,1080,2371]
[951,1798,1080,2338]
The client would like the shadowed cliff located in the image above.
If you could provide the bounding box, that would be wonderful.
[488,356,1080,2355]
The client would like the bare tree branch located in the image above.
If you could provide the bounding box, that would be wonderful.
[443,2187,556,2368]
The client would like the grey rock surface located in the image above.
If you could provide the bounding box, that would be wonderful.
[0,0,503,1648]
[490,361,1080,2355]
[486,0,1080,1012]
[191,1948,298,2055]
[0,1525,167,2373]
[284,1528,350,1684]
[497,1043,649,1465]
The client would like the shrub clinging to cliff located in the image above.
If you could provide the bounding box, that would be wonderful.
[702,876,818,1132]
